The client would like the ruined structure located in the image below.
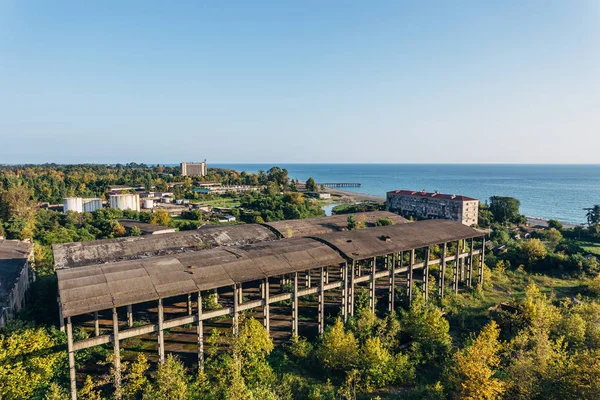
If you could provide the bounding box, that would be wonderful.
[54,213,485,400]
[387,189,479,226]
[0,238,34,328]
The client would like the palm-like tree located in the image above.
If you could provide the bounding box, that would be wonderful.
[585,205,600,226]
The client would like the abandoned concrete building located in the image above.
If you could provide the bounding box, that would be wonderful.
[180,161,207,177]
[53,211,486,399]
[0,238,34,328]
[386,190,479,226]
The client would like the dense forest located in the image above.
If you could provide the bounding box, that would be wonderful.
[2,165,600,399]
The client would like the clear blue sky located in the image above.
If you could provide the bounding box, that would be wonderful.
[1,1,598,164]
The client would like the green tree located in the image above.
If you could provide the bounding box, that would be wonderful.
[150,209,172,226]
[305,177,317,192]
[447,321,504,400]
[0,326,61,400]
[143,354,189,400]
[586,205,600,226]
[489,196,521,224]
[129,226,142,236]
[520,238,547,262]
[375,217,393,226]
[316,318,359,371]
[547,219,563,231]
[543,228,563,249]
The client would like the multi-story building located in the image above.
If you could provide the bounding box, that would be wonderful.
[387,190,479,226]
[181,161,207,177]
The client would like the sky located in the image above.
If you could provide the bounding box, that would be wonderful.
[0,1,598,164]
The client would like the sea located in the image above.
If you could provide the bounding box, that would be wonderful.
[208,164,600,225]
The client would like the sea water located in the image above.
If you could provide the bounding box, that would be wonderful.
[211,164,600,224]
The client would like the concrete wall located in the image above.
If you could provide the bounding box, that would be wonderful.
[0,255,33,328]
[181,162,207,177]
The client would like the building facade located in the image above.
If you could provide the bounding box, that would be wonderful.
[181,161,207,177]
[0,239,34,328]
[387,190,479,226]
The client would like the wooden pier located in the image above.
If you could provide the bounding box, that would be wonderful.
[319,182,361,188]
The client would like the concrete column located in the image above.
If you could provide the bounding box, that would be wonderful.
[424,247,430,301]
[187,293,193,316]
[479,238,486,285]
[454,240,460,293]
[197,291,204,370]
[306,270,311,288]
[408,249,415,302]
[233,284,239,336]
[157,299,165,363]
[349,260,356,317]
[439,243,447,298]
[94,311,100,336]
[388,254,395,313]
[263,278,270,333]
[292,272,299,336]
[319,267,325,335]
[238,283,243,305]
[342,262,348,322]
[467,238,474,287]
[325,266,329,284]
[58,298,65,332]
[370,256,376,313]
[127,304,133,328]
[112,307,122,398]
[66,317,77,400]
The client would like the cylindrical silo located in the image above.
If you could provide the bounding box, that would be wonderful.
[143,199,154,209]
[63,197,84,213]
[109,194,140,212]
[82,198,103,213]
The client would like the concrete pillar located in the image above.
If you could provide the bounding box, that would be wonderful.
[306,270,311,288]
[467,238,474,287]
[370,256,376,313]
[454,240,460,293]
[58,298,65,332]
[349,260,356,317]
[407,249,415,302]
[112,307,122,398]
[292,272,299,336]
[238,283,243,305]
[187,293,193,316]
[318,267,325,335]
[94,311,100,336]
[424,247,430,301]
[233,284,239,336]
[127,304,133,328]
[66,317,77,400]
[388,253,395,313]
[478,238,486,285]
[263,278,270,333]
[197,291,204,370]
[439,243,447,298]
[342,262,348,322]
[157,299,165,363]
[325,266,329,284]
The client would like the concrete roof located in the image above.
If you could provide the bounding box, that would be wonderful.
[0,239,33,299]
[263,211,408,238]
[117,220,176,235]
[387,189,478,202]
[57,237,345,317]
[311,219,484,260]
[52,224,277,269]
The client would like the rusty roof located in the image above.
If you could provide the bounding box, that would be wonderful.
[52,224,277,269]
[57,237,345,317]
[263,211,408,238]
[387,189,478,202]
[312,219,484,260]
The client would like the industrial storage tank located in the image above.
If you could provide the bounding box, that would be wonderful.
[63,197,84,213]
[109,194,140,212]
[82,198,103,213]
[143,199,154,209]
